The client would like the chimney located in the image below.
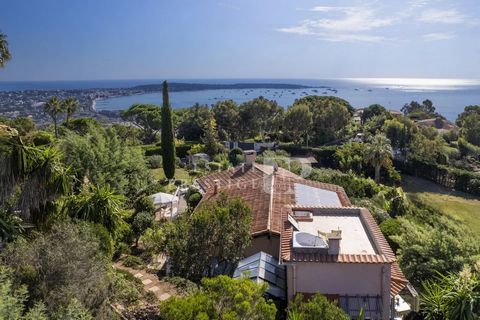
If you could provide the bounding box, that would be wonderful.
[244,150,256,166]
[213,179,220,194]
[327,229,342,255]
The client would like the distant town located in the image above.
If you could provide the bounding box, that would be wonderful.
[0,82,313,123]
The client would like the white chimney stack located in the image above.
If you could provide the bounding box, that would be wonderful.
[244,150,256,166]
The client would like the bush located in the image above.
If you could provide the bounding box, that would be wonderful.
[207,161,221,172]
[228,148,244,165]
[134,195,155,214]
[379,218,402,252]
[287,294,350,320]
[143,145,162,156]
[30,130,54,146]
[111,269,142,305]
[147,155,163,168]
[114,242,131,260]
[123,255,144,268]
[187,192,202,208]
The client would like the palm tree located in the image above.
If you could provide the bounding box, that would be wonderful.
[44,96,64,138]
[365,134,392,183]
[63,97,79,124]
[1,127,70,222]
[0,32,11,68]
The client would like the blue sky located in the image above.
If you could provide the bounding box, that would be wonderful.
[0,0,479,81]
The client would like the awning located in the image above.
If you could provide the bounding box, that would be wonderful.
[149,192,179,206]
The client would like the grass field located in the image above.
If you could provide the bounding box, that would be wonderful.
[402,175,480,234]
[150,167,192,183]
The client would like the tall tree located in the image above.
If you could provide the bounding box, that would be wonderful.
[161,81,176,179]
[0,32,11,68]
[211,100,240,140]
[283,103,313,144]
[202,116,222,157]
[365,134,393,183]
[120,104,162,143]
[63,97,79,124]
[44,96,64,138]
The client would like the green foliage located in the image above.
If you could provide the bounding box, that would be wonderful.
[238,97,283,141]
[293,95,352,145]
[161,193,252,282]
[177,104,212,141]
[0,131,70,222]
[161,81,176,180]
[283,103,313,144]
[133,195,155,214]
[402,100,437,119]
[44,96,64,138]
[420,265,480,320]
[364,134,393,183]
[61,125,153,198]
[361,104,388,124]
[286,294,350,320]
[63,118,100,135]
[159,275,277,320]
[211,100,240,140]
[121,104,162,143]
[407,133,447,164]
[1,221,110,316]
[0,265,48,319]
[62,97,79,124]
[3,117,37,136]
[202,117,223,157]
[186,192,202,208]
[63,184,126,236]
[132,211,154,246]
[392,215,480,286]
[147,155,163,168]
[53,298,93,320]
[334,142,365,174]
[122,255,144,268]
[457,105,480,147]
[30,130,54,146]
[0,32,12,68]
[228,147,244,165]
[379,218,402,252]
[110,269,142,306]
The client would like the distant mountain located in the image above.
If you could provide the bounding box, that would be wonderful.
[132,82,312,92]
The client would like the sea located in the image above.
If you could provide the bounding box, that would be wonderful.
[1,78,479,121]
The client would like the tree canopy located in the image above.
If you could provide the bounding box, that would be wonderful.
[120,104,162,143]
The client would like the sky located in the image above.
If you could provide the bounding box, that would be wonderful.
[0,0,479,81]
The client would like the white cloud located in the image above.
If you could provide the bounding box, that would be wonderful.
[277,3,473,43]
[419,9,465,24]
[277,6,394,42]
[422,32,455,41]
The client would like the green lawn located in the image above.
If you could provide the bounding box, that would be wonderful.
[402,175,480,234]
[150,167,192,183]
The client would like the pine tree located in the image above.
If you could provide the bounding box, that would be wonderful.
[161,81,176,179]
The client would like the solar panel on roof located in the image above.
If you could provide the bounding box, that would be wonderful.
[294,183,341,207]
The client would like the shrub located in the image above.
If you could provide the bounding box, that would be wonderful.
[187,192,202,208]
[114,242,131,260]
[228,148,244,165]
[111,269,142,305]
[207,161,221,172]
[123,255,144,268]
[133,195,155,214]
[147,155,163,168]
[286,294,350,320]
[143,145,162,156]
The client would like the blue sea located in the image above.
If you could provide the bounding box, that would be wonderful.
[1,78,479,121]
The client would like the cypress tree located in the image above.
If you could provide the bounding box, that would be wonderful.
[161,81,176,179]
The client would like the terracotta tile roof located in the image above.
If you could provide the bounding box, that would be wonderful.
[197,163,409,297]
[197,163,350,235]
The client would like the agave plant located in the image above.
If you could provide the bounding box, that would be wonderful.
[421,267,480,320]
